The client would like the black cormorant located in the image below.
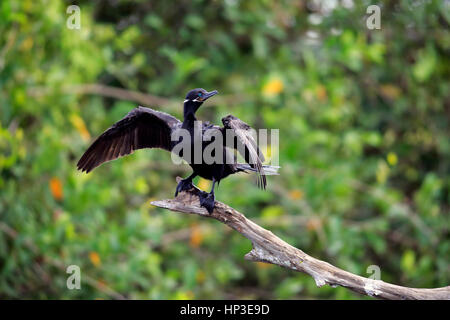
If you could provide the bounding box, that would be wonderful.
[77,88,278,213]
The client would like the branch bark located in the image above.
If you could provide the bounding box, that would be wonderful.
[151,178,450,300]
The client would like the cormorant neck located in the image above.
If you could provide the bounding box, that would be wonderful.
[183,110,197,121]
[183,101,200,126]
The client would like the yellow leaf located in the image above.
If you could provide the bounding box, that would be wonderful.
[387,152,398,166]
[89,251,101,267]
[189,224,203,248]
[262,77,284,97]
[174,290,194,300]
[401,250,415,273]
[70,114,91,142]
[49,177,63,201]
[289,189,304,200]
[65,223,75,240]
[379,84,401,100]
[197,178,211,191]
[261,205,283,218]
[135,177,149,194]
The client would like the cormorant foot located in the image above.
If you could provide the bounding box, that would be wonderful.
[199,192,215,214]
[175,179,194,197]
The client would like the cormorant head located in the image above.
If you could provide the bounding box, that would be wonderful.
[183,88,218,117]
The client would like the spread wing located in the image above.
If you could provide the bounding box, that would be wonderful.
[77,106,181,173]
[222,114,266,189]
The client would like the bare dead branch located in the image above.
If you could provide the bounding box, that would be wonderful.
[151,178,450,300]
[28,84,172,108]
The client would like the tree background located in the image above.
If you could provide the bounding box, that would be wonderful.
[0,0,448,299]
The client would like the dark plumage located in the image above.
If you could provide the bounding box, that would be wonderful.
[77,88,278,213]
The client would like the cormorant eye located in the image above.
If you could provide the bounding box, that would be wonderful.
[198,92,203,97]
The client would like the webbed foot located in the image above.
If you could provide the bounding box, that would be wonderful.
[199,192,215,214]
[175,178,194,197]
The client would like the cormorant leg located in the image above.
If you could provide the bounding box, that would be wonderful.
[175,173,197,196]
[199,178,216,214]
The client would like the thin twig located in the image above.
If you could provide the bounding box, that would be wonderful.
[27,84,247,109]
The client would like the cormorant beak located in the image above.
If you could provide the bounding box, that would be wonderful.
[198,90,218,102]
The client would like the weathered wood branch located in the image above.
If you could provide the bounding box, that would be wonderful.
[151,178,450,300]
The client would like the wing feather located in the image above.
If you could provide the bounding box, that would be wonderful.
[77,106,181,173]
[222,114,267,189]
[112,135,122,159]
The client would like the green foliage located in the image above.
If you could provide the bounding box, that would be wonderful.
[0,0,448,299]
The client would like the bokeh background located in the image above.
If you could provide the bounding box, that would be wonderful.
[0,0,449,299]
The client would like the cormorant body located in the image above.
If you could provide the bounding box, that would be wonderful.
[77,88,278,213]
